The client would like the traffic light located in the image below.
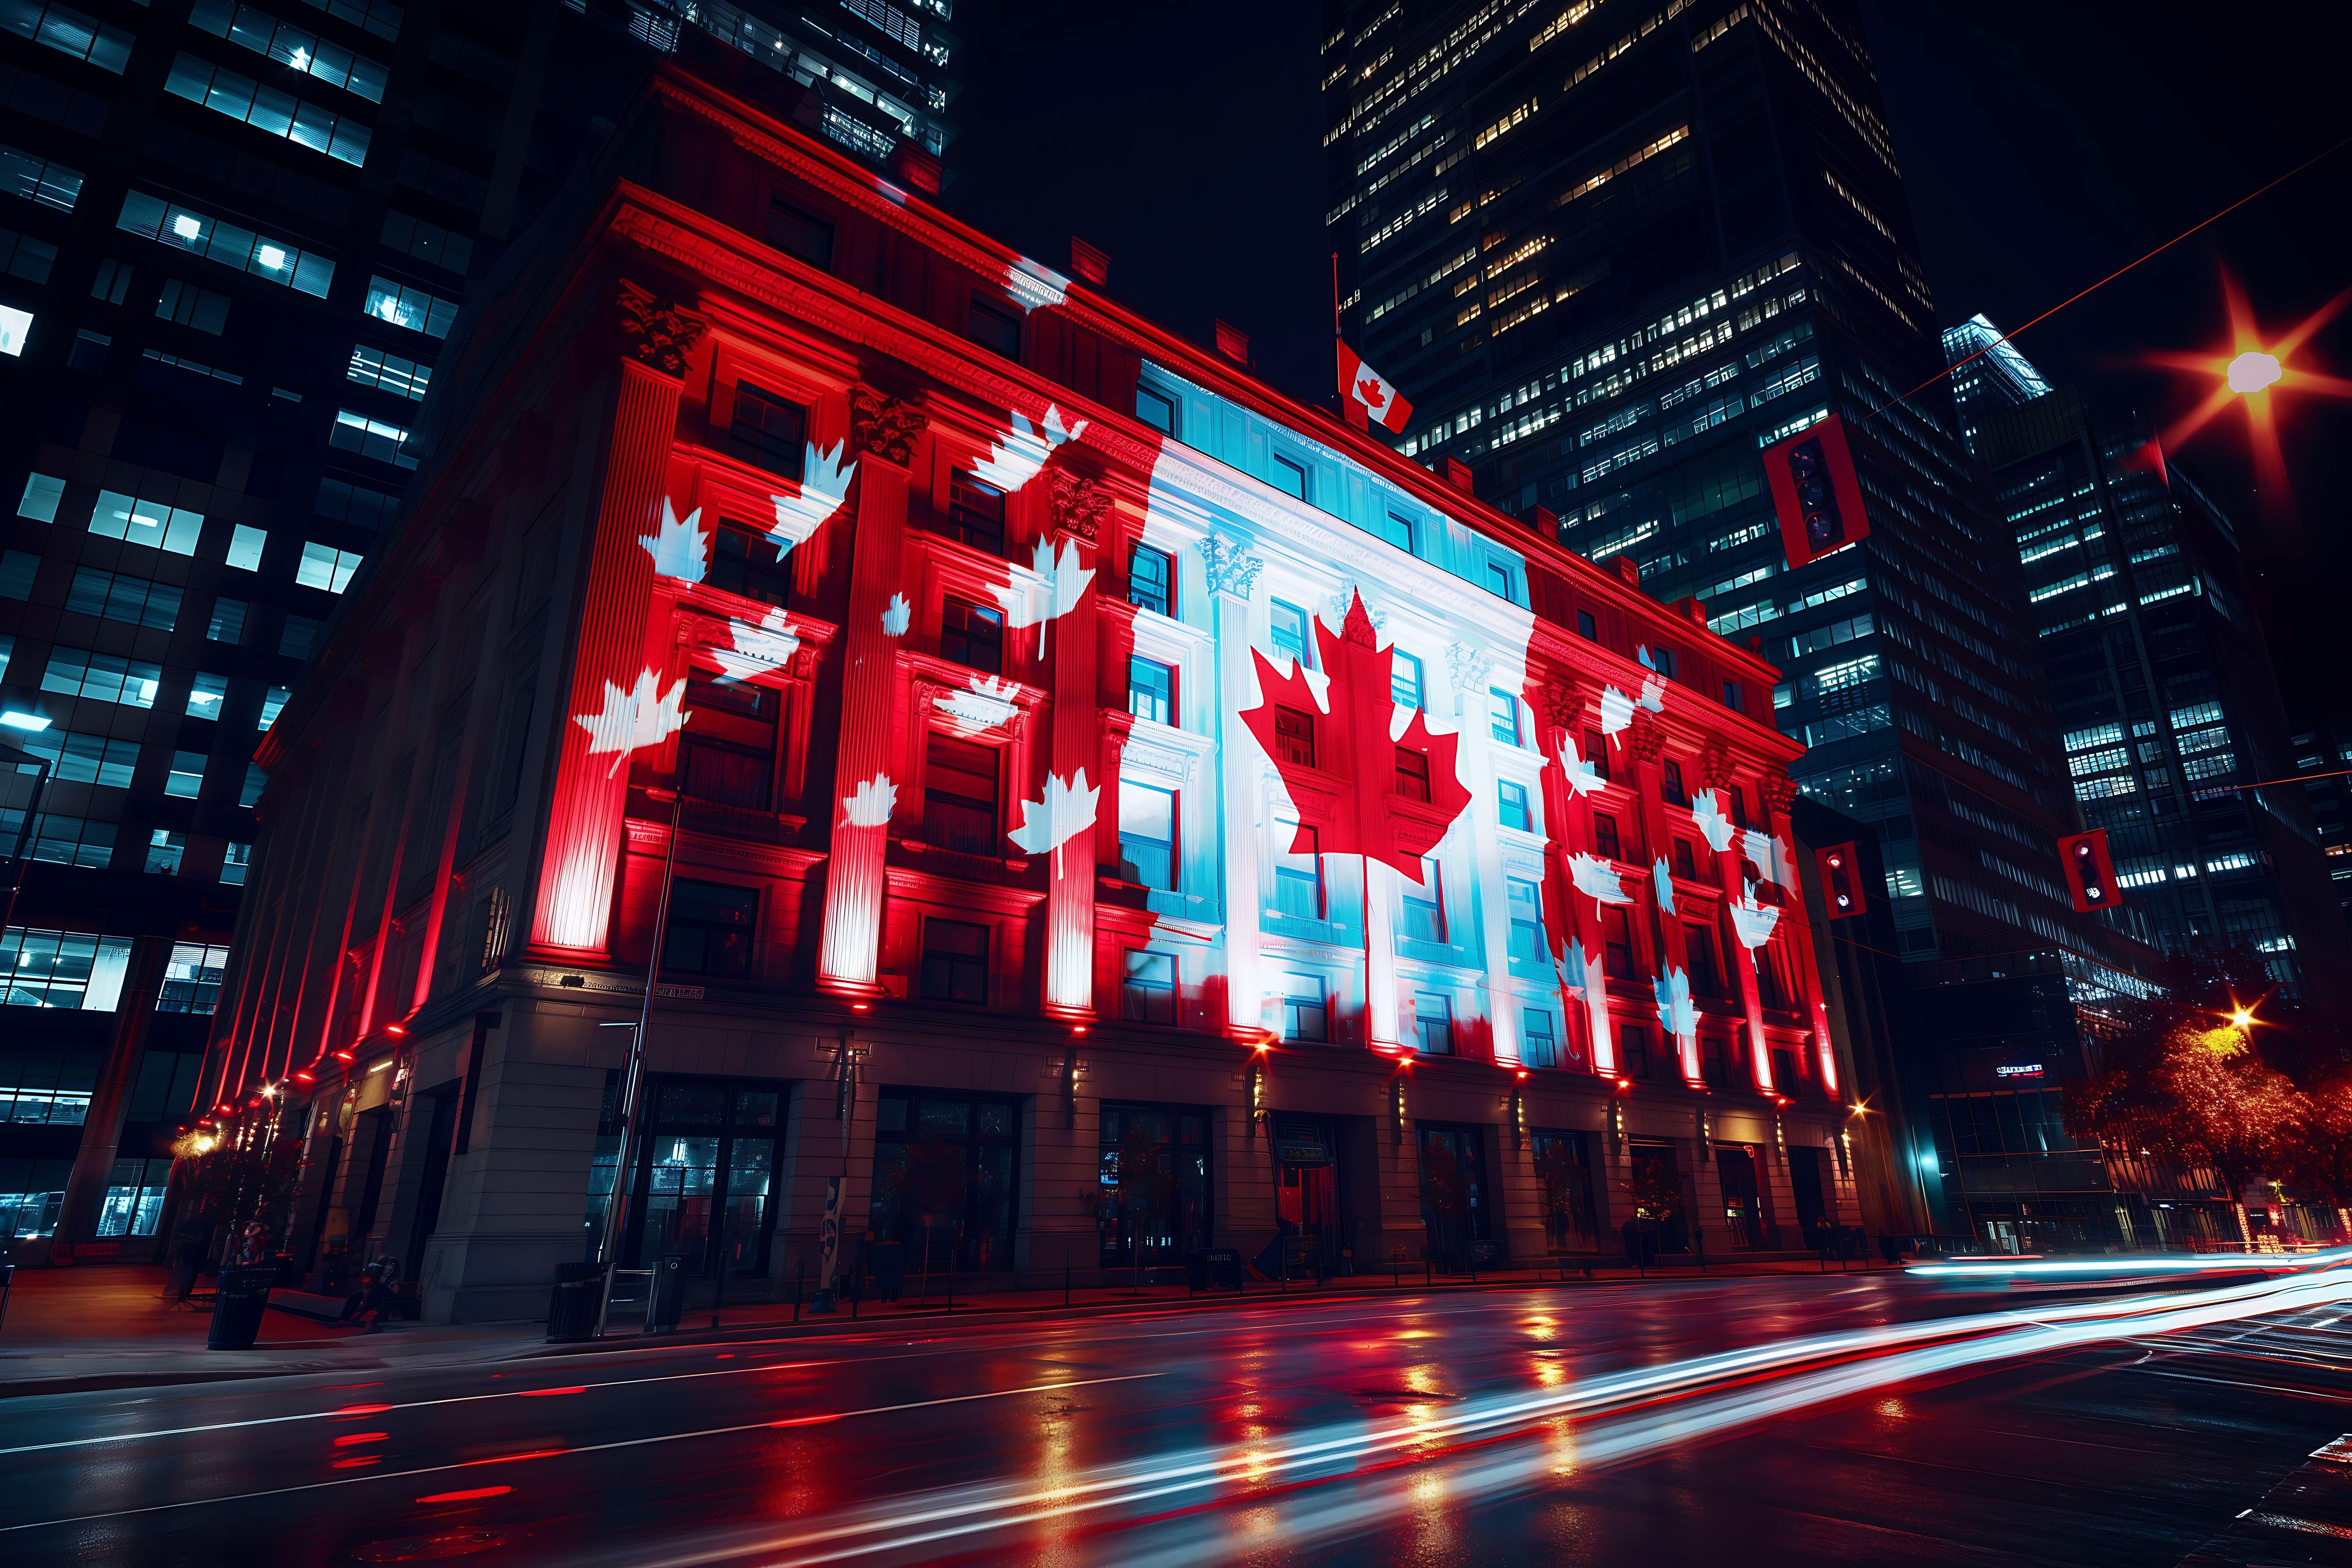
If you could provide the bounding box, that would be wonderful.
[1816,841,1864,919]
[2057,829,2118,913]
[1761,412,1872,570]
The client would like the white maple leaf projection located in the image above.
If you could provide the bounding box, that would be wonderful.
[1742,828,1795,888]
[1637,644,1662,673]
[638,497,707,584]
[840,774,897,828]
[710,609,801,685]
[881,592,912,637]
[1560,730,1606,797]
[991,536,1095,661]
[1567,851,1631,906]
[1598,684,1635,746]
[970,405,1089,494]
[1553,940,1612,1073]
[572,670,690,778]
[1007,767,1100,876]
[935,674,1019,735]
[1652,855,1676,915]
[1653,966,1698,1045]
[1729,885,1782,952]
[1688,788,1737,853]
[766,439,857,558]
[1638,676,1667,713]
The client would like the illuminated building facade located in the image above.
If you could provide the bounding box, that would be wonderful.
[1946,325,2350,1001]
[0,0,953,1262]
[197,60,1861,1320]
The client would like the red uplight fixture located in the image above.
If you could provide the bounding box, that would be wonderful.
[334,1050,356,1063]
[293,1070,315,1084]
[1516,1069,1529,1080]
[1069,1024,1088,1036]
[850,1001,870,1012]
[385,1022,408,1036]
[1615,1077,1632,1091]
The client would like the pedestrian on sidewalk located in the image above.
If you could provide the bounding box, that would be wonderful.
[359,1253,402,1333]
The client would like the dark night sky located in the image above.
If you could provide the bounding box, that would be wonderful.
[938,2,2352,722]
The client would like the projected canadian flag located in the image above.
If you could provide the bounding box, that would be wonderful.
[1337,340,1413,434]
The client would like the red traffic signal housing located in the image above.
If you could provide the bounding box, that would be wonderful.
[1816,841,1865,918]
[2057,829,2119,913]
[1761,412,1872,570]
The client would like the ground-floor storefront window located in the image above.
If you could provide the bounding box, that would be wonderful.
[1415,1123,1495,1269]
[1098,1103,1210,1272]
[869,1090,1020,1273]
[1531,1130,1599,1253]
[585,1074,787,1277]
[1270,1118,1347,1274]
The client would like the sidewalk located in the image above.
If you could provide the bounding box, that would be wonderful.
[0,1253,1892,1399]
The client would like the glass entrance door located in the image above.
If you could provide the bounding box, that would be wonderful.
[870,1091,1022,1271]
[625,1078,784,1277]
[1715,1145,1764,1250]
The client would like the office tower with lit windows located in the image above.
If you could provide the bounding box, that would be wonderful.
[1946,322,2350,1000]
[1321,0,2148,990]
[0,0,956,1262]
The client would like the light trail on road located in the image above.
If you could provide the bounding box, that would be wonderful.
[574,1261,2352,1567]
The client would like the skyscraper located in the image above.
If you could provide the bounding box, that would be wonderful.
[1322,0,2149,991]
[0,0,955,1260]
[1947,320,2350,1001]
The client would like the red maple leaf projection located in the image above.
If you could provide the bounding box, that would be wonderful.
[1354,375,1389,410]
[1238,590,1471,881]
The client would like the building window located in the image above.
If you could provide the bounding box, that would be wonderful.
[224,524,266,573]
[1602,906,1635,972]
[1673,839,1697,880]
[1282,971,1326,1042]
[346,343,429,401]
[680,671,775,811]
[1269,599,1312,668]
[41,647,161,708]
[1129,543,1173,615]
[164,750,207,798]
[1592,812,1621,861]
[1485,560,1516,602]
[731,383,807,479]
[1403,857,1445,943]
[1499,779,1532,831]
[238,764,264,808]
[1394,747,1432,802]
[220,842,252,883]
[942,471,1006,555]
[0,928,132,1010]
[1273,706,1316,768]
[766,197,833,269]
[1686,924,1721,996]
[1414,990,1453,1054]
[1648,645,1678,681]
[1489,687,1521,746]
[1118,782,1176,890]
[157,941,230,1013]
[920,918,989,1003]
[662,880,757,978]
[186,672,227,719]
[1618,1023,1652,1079]
[1523,1008,1558,1068]
[329,408,416,468]
[1578,610,1598,640]
[1269,453,1307,500]
[1722,680,1744,713]
[709,522,793,609]
[922,732,999,854]
[362,274,458,337]
[144,829,186,875]
[1274,819,1322,919]
[1128,656,1174,725]
[1661,760,1687,805]
[258,686,290,728]
[1507,877,1545,961]
[95,1156,172,1238]
[1583,728,1610,782]
[1136,384,1176,436]
[64,327,104,372]
[1121,950,1176,1023]
[163,52,371,166]
[296,540,363,593]
[966,296,1020,358]
[1729,785,1749,829]
[1380,511,1414,553]
[207,597,247,643]
[940,596,1003,673]
[1392,649,1423,710]
[278,614,320,659]
[381,210,470,273]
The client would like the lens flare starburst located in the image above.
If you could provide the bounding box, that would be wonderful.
[2147,271,2352,508]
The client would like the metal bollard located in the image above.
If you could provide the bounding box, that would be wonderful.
[792,1260,804,1324]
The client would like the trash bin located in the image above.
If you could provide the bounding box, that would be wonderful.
[207,1265,276,1351]
[648,1253,688,1333]
[546,1261,605,1344]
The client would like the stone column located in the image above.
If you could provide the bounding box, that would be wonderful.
[1041,474,1112,1018]
[1449,642,1518,1064]
[1205,534,1266,1036]
[1705,747,1771,1091]
[1760,770,1839,1096]
[56,936,174,1248]
[816,387,929,996]
[529,281,705,956]
[1533,676,1613,1075]
[1627,711,1700,1085]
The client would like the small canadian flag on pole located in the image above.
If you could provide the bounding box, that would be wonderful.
[1337,340,1413,434]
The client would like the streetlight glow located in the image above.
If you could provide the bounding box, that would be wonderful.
[2226,350,2282,394]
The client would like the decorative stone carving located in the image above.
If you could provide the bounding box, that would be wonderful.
[1446,640,1492,694]
[616,280,706,378]
[1202,533,1264,600]
[1047,469,1113,542]
[1327,578,1387,632]
[1700,740,1735,789]
[849,384,928,466]
[1626,710,1667,764]
[1537,676,1583,734]
[1757,769,1799,819]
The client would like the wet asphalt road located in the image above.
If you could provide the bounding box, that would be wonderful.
[4,1268,2349,1567]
